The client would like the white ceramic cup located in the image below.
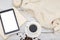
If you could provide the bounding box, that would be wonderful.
[25,21,41,38]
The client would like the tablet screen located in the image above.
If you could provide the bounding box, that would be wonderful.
[0,9,19,34]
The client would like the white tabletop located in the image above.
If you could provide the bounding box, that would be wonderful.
[0,0,60,40]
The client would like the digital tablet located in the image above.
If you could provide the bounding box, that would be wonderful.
[0,8,19,34]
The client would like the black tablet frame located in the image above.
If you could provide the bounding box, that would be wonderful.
[0,8,20,34]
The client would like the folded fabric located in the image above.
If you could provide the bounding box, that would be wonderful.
[22,0,60,31]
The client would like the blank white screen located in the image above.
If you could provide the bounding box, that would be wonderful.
[1,10,19,33]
